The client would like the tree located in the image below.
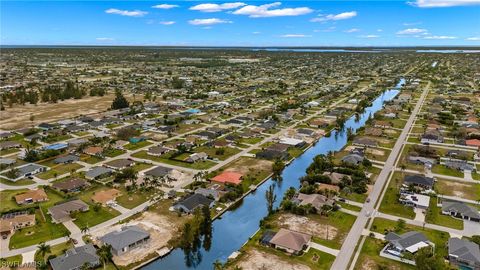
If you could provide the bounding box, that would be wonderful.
[471,235,480,245]
[414,246,445,270]
[395,219,406,232]
[97,244,113,270]
[81,225,90,235]
[37,242,51,262]
[64,230,72,242]
[265,184,277,215]
[213,260,224,270]
[111,89,129,109]
[272,159,285,181]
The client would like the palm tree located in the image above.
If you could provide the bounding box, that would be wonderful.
[265,184,277,215]
[80,225,89,235]
[96,244,113,270]
[37,242,51,262]
[64,230,72,243]
[213,260,224,270]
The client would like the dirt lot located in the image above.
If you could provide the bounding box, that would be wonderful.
[91,209,183,266]
[0,94,133,129]
[436,179,480,200]
[276,214,338,240]
[234,249,310,270]
[224,157,272,175]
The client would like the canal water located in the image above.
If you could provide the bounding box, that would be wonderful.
[143,79,404,270]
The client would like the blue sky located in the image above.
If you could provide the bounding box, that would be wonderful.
[2,0,480,46]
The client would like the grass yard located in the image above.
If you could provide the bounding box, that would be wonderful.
[104,148,126,157]
[175,123,204,134]
[337,202,362,212]
[132,150,216,170]
[34,241,73,263]
[0,189,29,212]
[36,163,83,180]
[354,237,415,270]
[0,177,36,186]
[9,208,69,249]
[435,179,480,201]
[379,172,415,219]
[432,164,463,178]
[425,199,463,230]
[80,154,104,164]
[123,140,152,151]
[73,204,120,228]
[116,188,156,209]
[370,217,451,259]
[193,146,241,161]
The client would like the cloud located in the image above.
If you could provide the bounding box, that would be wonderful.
[423,35,457,39]
[233,2,313,18]
[188,18,232,25]
[344,28,360,33]
[190,2,246,12]
[359,34,379,38]
[280,34,312,38]
[311,11,357,22]
[396,28,428,35]
[152,4,179,9]
[403,22,422,26]
[252,31,261,34]
[159,21,176,25]
[408,0,480,7]
[96,37,114,41]
[314,27,336,32]
[105,8,148,17]
[466,37,480,41]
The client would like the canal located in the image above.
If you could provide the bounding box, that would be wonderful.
[143,79,404,270]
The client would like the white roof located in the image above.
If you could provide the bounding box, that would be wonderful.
[405,241,430,253]
[279,137,304,146]
[404,193,430,208]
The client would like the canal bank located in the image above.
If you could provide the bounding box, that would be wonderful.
[141,79,404,270]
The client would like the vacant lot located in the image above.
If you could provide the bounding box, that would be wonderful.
[436,179,480,201]
[0,94,126,129]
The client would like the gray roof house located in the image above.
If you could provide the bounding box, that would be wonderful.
[49,244,100,270]
[48,199,89,223]
[384,231,434,255]
[173,193,214,214]
[448,237,480,270]
[85,166,114,180]
[99,225,150,256]
[7,163,47,182]
[143,166,173,178]
[442,201,480,222]
[54,154,80,164]
[342,154,365,166]
[403,174,434,190]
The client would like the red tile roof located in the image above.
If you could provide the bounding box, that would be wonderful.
[211,171,243,185]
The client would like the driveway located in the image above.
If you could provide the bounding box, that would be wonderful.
[414,208,425,222]
[463,220,480,236]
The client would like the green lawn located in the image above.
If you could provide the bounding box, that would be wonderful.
[432,164,463,178]
[193,146,241,161]
[354,237,415,270]
[379,173,415,219]
[132,150,216,170]
[337,202,362,212]
[0,177,36,186]
[80,154,104,164]
[370,217,451,259]
[123,140,152,150]
[116,188,156,209]
[425,199,463,230]
[2,254,22,265]
[36,163,83,180]
[34,241,73,263]
[104,148,126,157]
[0,189,29,212]
[435,179,480,201]
[73,204,120,228]
[9,208,69,249]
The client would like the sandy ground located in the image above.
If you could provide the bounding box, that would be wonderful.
[224,158,272,176]
[234,249,310,270]
[276,214,338,240]
[437,180,474,199]
[91,211,178,266]
[366,148,385,156]
[0,93,135,130]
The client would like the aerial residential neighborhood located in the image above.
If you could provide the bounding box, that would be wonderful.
[1,1,480,270]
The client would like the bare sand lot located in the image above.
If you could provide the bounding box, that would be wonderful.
[0,93,134,130]
[224,157,273,176]
[276,214,338,240]
[234,249,310,270]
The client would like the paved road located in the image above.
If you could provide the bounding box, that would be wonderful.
[331,82,430,270]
